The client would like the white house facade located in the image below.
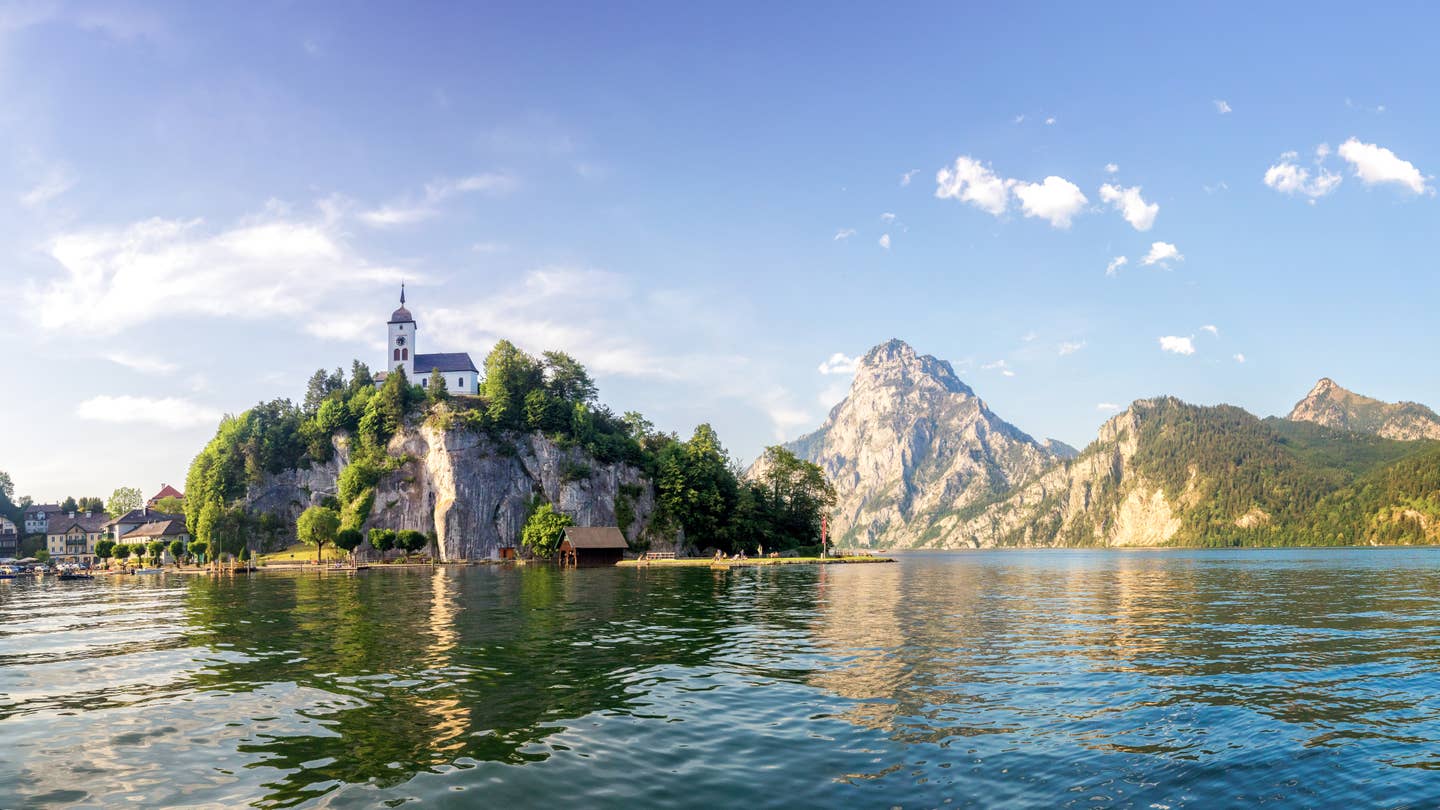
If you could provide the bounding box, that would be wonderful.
[379,286,480,395]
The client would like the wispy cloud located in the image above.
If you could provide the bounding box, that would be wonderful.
[1058,340,1086,356]
[20,165,76,208]
[1098,183,1159,231]
[1097,402,1123,412]
[1234,353,1247,363]
[1200,324,1219,336]
[1214,99,1232,114]
[900,169,920,186]
[1264,147,1342,201]
[817,352,859,375]
[76,395,222,429]
[1337,138,1431,194]
[833,228,856,241]
[103,353,178,375]
[1104,163,1119,174]
[1159,335,1196,355]
[1141,241,1183,266]
[359,172,519,228]
[878,233,891,250]
[1106,256,1128,276]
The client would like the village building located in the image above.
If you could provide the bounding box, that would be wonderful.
[0,517,18,559]
[24,503,61,535]
[558,527,629,567]
[374,286,480,395]
[120,519,191,563]
[104,507,183,543]
[45,512,108,564]
[146,484,184,508]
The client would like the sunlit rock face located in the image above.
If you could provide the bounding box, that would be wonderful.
[776,339,1073,549]
[246,427,675,560]
[1287,378,1440,441]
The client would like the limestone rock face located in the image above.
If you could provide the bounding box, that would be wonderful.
[778,339,1071,549]
[246,426,675,560]
[1287,378,1440,441]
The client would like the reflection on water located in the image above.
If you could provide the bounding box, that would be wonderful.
[6,550,1440,807]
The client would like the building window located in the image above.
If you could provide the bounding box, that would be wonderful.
[393,348,400,361]
[402,348,408,360]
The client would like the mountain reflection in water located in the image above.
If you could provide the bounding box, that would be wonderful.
[5,549,1440,807]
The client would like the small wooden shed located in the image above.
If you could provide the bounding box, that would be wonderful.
[558,527,628,567]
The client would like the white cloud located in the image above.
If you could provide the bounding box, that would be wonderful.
[1012,176,1088,228]
[1096,402,1122,412]
[1200,324,1219,336]
[1105,163,1119,174]
[1214,99,1232,114]
[1234,353,1246,363]
[75,395,222,429]
[359,172,519,228]
[935,156,1011,216]
[1159,335,1196,355]
[1203,181,1230,194]
[1098,183,1159,231]
[1141,241,1183,266]
[28,207,407,337]
[1013,114,1026,124]
[1337,138,1430,194]
[1105,256,1128,277]
[981,359,1009,371]
[1044,117,1056,125]
[817,352,859,375]
[880,212,896,222]
[1263,151,1342,200]
[1021,331,1038,342]
[1058,340,1085,356]
[878,233,891,250]
[900,169,920,186]
[20,166,76,208]
[1001,369,1016,377]
[833,228,856,241]
[103,353,178,375]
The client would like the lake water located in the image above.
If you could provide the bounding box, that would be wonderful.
[5,549,1440,808]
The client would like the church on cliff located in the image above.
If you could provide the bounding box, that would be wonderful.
[374,286,480,394]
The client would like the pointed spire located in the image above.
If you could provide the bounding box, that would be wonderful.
[400,282,406,306]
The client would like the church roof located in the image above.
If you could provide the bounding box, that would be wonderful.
[389,305,414,323]
[415,352,478,374]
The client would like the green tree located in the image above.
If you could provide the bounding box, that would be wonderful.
[152,496,185,514]
[349,360,374,393]
[426,368,450,405]
[482,340,544,428]
[655,424,739,550]
[335,527,363,558]
[112,544,132,566]
[297,505,341,563]
[60,496,78,513]
[168,539,186,566]
[188,540,209,563]
[0,470,12,501]
[95,539,115,568]
[542,350,597,404]
[147,540,166,565]
[397,529,428,561]
[78,497,105,514]
[368,528,396,557]
[521,502,572,559]
[34,549,49,563]
[106,487,144,519]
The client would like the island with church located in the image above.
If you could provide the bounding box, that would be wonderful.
[170,288,846,568]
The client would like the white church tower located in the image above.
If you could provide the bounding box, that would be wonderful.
[387,284,416,380]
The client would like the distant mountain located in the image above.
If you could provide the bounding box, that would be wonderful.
[774,339,1074,548]
[947,397,1433,549]
[1287,378,1440,441]
[779,342,1440,550]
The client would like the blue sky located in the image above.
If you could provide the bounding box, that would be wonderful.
[3,1,1439,499]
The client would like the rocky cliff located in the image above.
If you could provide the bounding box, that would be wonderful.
[1287,378,1440,441]
[779,339,1074,548]
[245,423,674,560]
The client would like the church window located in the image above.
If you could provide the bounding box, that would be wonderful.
[393,349,400,361]
[402,348,409,360]
[457,377,463,388]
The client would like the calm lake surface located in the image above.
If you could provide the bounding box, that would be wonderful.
[6,549,1440,808]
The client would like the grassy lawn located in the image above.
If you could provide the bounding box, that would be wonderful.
[257,543,351,564]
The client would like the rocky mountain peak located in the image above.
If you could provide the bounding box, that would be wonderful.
[854,338,974,397]
[1288,378,1440,442]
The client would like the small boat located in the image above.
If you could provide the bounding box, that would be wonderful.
[0,566,17,580]
[132,568,163,575]
[58,572,93,581]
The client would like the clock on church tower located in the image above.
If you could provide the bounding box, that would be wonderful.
[386,284,416,379]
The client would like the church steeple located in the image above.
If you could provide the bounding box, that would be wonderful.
[387,287,415,380]
[400,282,406,306]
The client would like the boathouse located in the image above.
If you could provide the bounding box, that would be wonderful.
[558,527,628,566]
